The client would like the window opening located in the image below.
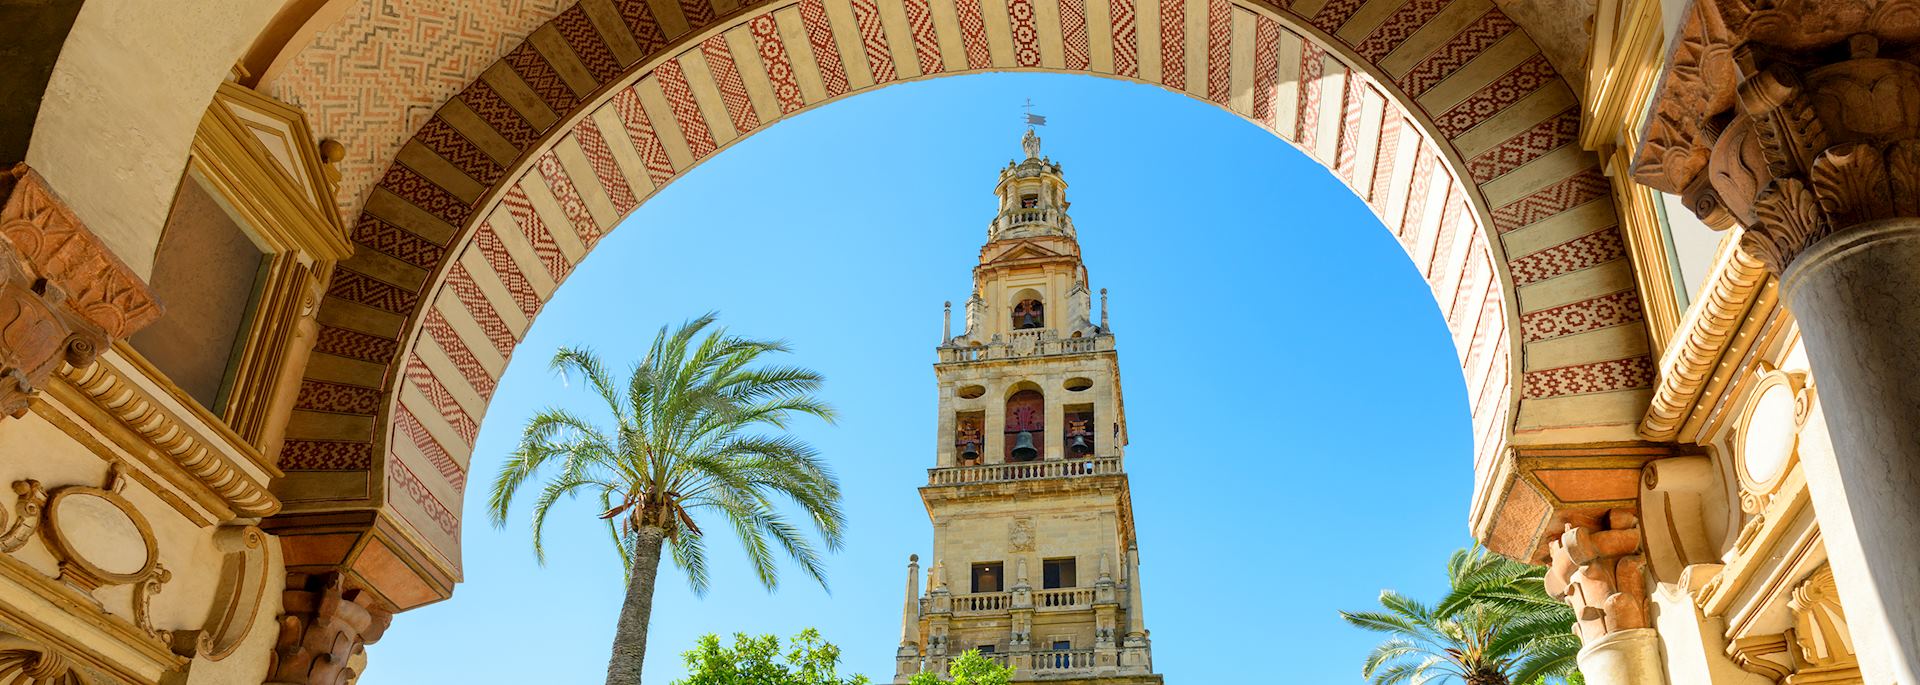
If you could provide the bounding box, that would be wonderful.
[1043,557,1077,589]
[131,173,269,412]
[971,562,1004,593]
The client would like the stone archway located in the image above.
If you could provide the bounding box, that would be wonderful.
[260,0,1652,611]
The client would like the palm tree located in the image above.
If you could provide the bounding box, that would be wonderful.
[488,313,846,685]
[1339,547,1581,685]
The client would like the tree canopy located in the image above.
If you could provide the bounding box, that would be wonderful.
[908,650,1016,685]
[673,629,870,685]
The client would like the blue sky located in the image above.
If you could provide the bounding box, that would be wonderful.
[360,72,1474,684]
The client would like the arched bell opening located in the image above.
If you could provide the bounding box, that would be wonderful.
[1005,387,1045,463]
[1011,289,1046,331]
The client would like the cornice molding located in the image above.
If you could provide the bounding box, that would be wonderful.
[46,351,280,519]
[1640,230,1771,440]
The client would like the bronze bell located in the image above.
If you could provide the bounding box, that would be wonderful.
[1010,431,1038,461]
[1068,434,1091,456]
[959,441,982,463]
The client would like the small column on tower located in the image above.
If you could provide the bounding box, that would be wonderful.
[1100,288,1109,329]
[1123,543,1152,669]
[897,555,923,679]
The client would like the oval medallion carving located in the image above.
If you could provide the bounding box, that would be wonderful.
[42,486,157,590]
[1735,366,1811,494]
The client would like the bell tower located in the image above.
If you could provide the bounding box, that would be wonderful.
[895,130,1161,684]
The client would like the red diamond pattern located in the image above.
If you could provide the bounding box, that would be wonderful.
[800,0,852,96]
[1467,105,1581,182]
[655,59,717,159]
[1509,227,1626,286]
[1490,167,1609,234]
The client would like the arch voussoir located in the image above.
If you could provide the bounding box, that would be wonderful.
[265,0,1651,608]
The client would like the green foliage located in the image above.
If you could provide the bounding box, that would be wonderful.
[486,312,846,594]
[672,628,870,685]
[907,650,1016,685]
[1340,547,1583,685]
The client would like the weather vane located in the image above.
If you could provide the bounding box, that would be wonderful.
[1023,98,1047,127]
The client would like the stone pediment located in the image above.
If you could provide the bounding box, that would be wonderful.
[981,239,1073,264]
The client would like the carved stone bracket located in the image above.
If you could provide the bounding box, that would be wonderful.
[1634,0,1920,274]
[1547,507,1653,643]
[167,525,271,661]
[0,164,160,418]
[267,572,392,685]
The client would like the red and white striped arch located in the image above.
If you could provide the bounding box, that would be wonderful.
[274,0,1652,591]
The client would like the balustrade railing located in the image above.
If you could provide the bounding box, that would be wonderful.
[1028,649,1096,671]
[951,592,1011,614]
[994,207,1059,231]
[1033,587,1097,609]
[904,648,1142,677]
[937,331,1112,363]
[927,458,1121,485]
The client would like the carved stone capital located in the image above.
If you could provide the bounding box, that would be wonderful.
[1634,0,1920,273]
[267,572,392,685]
[1546,507,1652,643]
[0,164,160,418]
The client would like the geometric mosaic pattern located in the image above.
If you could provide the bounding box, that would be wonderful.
[279,0,1651,573]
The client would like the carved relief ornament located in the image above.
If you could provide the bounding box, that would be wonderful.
[0,165,160,418]
[1546,508,1652,642]
[1790,565,1860,675]
[0,632,111,684]
[267,572,392,685]
[1633,0,1920,274]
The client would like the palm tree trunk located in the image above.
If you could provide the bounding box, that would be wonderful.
[604,526,667,685]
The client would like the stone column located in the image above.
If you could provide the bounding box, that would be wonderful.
[1545,508,1665,685]
[1120,543,1150,671]
[1635,4,1920,680]
[1783,218,1920,685]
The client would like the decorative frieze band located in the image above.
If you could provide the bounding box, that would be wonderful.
[0,165,162,418]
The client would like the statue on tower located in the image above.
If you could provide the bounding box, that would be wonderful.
[962,293,984,339]
[1022,128,1041,160]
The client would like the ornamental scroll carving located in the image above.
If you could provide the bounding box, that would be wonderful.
[267,572,392,685]
[1633,0,1920,274]
[0,164,160,418]
[1546,508,1651,642]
